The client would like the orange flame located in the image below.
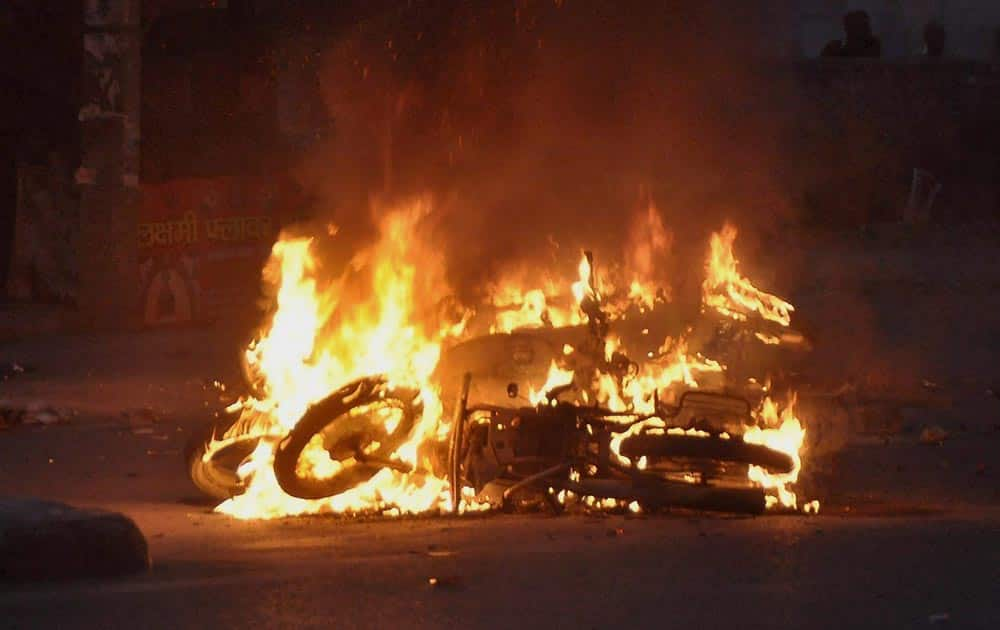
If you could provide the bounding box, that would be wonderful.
[488,267,583,333]
[703,223,793,326]
[528,360,576,406]
[624,201,672,310]
[212,199,469,519]
[744,396,809,510]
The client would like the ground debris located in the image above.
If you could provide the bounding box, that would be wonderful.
[0,362,30,382]
[146,448,180,457]
[919,425,949,445]
[0,401,16,430]
[427,575,464,590]
[0,400,70,429]
[122,407,158,427]
[425,544,455,557]
[123,408,170,437]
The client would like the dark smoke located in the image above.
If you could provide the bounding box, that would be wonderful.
[293,1,800,304]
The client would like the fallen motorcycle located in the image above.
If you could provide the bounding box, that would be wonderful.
[261,370,795,515]
[186,307,809,510]
[186,248,815,511]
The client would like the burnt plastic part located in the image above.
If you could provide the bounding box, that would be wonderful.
[619,433,795,474]
[273,377,419,500]
[564,478,766,515]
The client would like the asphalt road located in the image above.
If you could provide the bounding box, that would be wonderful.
[0,393,998,629]
[0,500,998,629]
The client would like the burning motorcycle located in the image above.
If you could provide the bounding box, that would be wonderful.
[187,302,809,514]
[266,370,795,515]
[186,223,827,516]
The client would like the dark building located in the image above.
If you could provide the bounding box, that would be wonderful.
[0,1,338,333]
[2,0,1000,338]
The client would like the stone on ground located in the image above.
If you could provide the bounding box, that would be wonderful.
[0,498,149,581]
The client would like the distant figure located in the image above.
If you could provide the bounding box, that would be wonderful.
[923,21,946,58]
[820,10,881,58]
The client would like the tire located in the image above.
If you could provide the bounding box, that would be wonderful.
[619,433,795,474]
[184,422,261,501]
[273,377,420,500]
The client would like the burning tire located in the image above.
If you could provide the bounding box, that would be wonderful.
[273,377,420,500]
[184,423,260,501]
[619,433,795,474]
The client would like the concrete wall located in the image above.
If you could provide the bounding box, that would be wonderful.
[797,0,1000,59]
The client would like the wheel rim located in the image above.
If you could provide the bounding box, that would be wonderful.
[294,402,407,482]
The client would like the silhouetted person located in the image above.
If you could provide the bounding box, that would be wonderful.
[820,11,881,58]
[923,21,946,58]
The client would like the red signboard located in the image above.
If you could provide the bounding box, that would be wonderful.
[138,174,302,326]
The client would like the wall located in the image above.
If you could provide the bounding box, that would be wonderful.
[0,2,82,301]
[783,59,1000,226]
[138,5,318,326]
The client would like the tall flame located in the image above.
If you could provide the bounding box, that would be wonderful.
[703,223,793,326]
[213,199,467,519]
[701,223,809,509]
[624,201,672,311]
[745,396,806,509]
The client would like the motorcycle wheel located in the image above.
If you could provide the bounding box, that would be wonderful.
[273,377,420,500]
[184,422,260,501]
[619,433,795,474]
